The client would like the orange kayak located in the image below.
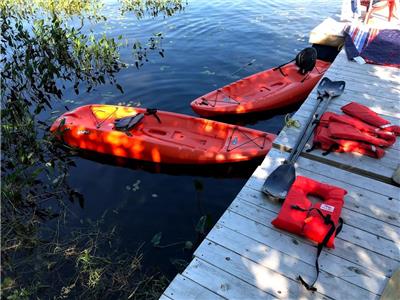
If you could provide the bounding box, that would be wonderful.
[190,60,331,117]
[50,105,276,164]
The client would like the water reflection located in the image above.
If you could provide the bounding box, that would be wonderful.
[77,150,262,179]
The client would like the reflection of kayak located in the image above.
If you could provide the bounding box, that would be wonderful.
[190,59,331,117]
[51,105,276,164]
[76,150,262,179]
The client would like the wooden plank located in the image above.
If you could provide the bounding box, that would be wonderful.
[302,94,400,121]
[194,240,328,299]
[334,66,400,84]
[301,100,400,126]
[260,149,400,200]
[247,167,400,228]
[274,129,397,183]
[229,199,399,262]
[333,51,400,74]
[305,95,400,120]
[286,123,400,156]
[275,141,398,181]
[332,65,400,85]
[237,185,399,243]
[288,118,400,154]
[295,96,400,130]
[218,210,391,290]
[326,68,400,91]
[309,78,400,102]
[293,106,400,151]
[333,52,400,80]
[277,102,399,156]
[252,152,399,276]
[205,224,382,298]
[318,67,400,96]
[329,58,400,82]
[163,274,225,300]
[183,258,276,299]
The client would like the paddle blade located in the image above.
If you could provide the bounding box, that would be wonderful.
[262,163,296,200]
[317,77,346,98]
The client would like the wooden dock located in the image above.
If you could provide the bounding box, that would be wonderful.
[162,49,400,299]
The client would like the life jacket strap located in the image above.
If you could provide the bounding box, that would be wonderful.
[322,143,339,156]
[306,142,319,153]
[291,205,344,291]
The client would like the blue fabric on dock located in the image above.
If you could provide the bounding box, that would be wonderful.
[344,25,400,68]
[344,32,362,58]
[362,30,400,67]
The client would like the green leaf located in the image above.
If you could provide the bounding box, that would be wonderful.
[151,232,162,247]
[195,214,212,235]
[184,241,193,250]
[170,258,188,272]
[195,216,206,234]
[193,179,203,191]
[116,83,124,94]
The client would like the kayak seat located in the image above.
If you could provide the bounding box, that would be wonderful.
[114,113,144,132]
[295,47,317,74]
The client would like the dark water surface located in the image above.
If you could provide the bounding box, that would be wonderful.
[60,0,340,278]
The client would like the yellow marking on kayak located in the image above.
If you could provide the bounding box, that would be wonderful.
[92,105,139,120]
[204,123,213,132]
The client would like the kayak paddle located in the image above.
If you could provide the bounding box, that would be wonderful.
[262,77,346,200]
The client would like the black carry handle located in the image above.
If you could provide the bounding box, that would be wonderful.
[146,108,161,123]
[273,58,295,76]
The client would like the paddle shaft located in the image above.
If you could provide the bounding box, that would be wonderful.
[289,93,333,163]
[286,94,324,163]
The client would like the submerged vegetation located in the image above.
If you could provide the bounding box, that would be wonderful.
[1,0,185,298]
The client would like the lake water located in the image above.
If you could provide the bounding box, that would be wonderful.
[61,0,341,279]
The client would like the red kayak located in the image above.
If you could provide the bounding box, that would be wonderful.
[50,105,276,164]
[190,59,331,117]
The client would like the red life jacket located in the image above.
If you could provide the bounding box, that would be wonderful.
[328,121,394,148]
[271,176,346,248]
[342,102,400,136]
[319,111,336,126]
[312,125,385,158]
[272,176,346,291]
[310,113,386,158]
[329,113,396,143]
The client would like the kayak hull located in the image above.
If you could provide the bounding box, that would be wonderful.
[190,60,331,117]
[51,105,276,164]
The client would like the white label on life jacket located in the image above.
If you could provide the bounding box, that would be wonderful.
[321,204,335,213]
